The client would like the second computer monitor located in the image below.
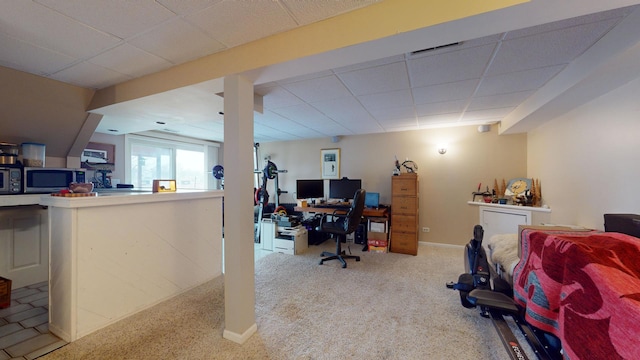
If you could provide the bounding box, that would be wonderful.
[329,178,362,201]
[296,179,324,199]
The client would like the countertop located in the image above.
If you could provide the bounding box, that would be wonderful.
[1,190,224,208]
[0,194,44,207]
[467,201,551,213]
[40,189,224,208]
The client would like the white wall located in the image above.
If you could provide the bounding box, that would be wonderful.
[528,77,640,229]
[259,125,528,246]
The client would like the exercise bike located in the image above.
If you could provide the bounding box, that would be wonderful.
[446,225,562,360]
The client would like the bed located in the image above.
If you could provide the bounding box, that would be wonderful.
[487,220,640,360]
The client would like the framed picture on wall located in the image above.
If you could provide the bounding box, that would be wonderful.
[321,148,340,179]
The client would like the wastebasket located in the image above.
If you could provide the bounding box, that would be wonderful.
[0,277,11,308]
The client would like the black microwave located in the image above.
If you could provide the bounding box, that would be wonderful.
[23,167,86,193]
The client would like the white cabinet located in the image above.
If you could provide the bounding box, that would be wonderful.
[0,205,49,289]
[480,206,530,243]
[473,203,551,254]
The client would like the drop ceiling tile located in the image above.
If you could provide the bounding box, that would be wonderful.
[270,103,333,125]
[476,65,565,97]
[255,86,305,109]
[368,106,416,122]
[281,75,352,103]
[504,5,634,40]
[462,107,515,121]
[36,0,175,39]
[50,61,131,89]
[0,1,120,58]
[129,18,226,64]
[417,113,461,126]
[277,70,335,85]
[487,18,619,76]
[340,121,383,134]
[416,100,467,117]
[186,1,298,48]
[88,43,173,77]
[407,44,496,87]
[95,115,155,135]
[157,0,224,16]
[338,61,410,96]
[333,54,405,74]
[412,79,478,105]
[0,33,76,76]
[380,122,418,131]
[358,89,414,111]
[467,90,534,111]
[308,123,350,136]
[255,111,313,131]
[311,97,373,122]
[282,0,380,25]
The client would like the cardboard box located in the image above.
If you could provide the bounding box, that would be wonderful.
[367,231,387,240]
[369,245,388,253]
[0,277,11,309]
[368,217,388,233]
[368,239,388,247]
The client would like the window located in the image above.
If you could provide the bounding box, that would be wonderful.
[125,134,220,190]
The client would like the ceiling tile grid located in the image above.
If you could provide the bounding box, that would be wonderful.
[2,1,639,143]
[0,32,75,76]
[35,0,176,39]
[128,18,226,64]
[406,44,497,88]
[186,0,299,48]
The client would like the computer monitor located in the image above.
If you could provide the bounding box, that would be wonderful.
[296,179,324,199]
[329,178,362,201]
[365,192,380,208]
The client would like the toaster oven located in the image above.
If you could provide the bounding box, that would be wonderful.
[0,166,22,194]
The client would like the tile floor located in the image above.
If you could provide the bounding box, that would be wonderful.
[0,282,66,360]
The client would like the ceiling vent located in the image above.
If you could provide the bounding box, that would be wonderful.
[409,42,462,56]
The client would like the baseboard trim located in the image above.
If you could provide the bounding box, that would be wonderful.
[48,323,72,343]
[223,323,257,344]
[420,241,464,249]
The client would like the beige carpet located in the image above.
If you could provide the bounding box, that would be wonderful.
[39,241,523,359]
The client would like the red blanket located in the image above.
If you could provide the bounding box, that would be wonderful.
[513,230,640,360]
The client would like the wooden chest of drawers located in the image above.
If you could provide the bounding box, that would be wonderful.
[390,174,419,255]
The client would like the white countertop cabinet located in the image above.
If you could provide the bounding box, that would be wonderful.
[41,190,224,342]
[0,205,48,289]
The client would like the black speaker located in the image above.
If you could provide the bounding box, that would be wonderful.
[354,223,367,244]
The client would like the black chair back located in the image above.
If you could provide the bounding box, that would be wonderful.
[344,189,366,234]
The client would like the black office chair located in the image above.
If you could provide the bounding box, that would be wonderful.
[316,189,366,268]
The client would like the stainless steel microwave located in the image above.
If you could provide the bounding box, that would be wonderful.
[0,167,22,194]
[23,167,86,193]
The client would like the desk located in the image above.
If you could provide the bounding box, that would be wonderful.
[294,205,389,218]
[295,205,389,248]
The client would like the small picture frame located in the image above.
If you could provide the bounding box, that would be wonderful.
[320,148,340,179]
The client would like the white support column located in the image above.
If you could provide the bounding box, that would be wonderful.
[222,74,257,344]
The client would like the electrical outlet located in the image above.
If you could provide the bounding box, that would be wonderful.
[422,227,430,233]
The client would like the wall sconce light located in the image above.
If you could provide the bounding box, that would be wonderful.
[437,147,447,155]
